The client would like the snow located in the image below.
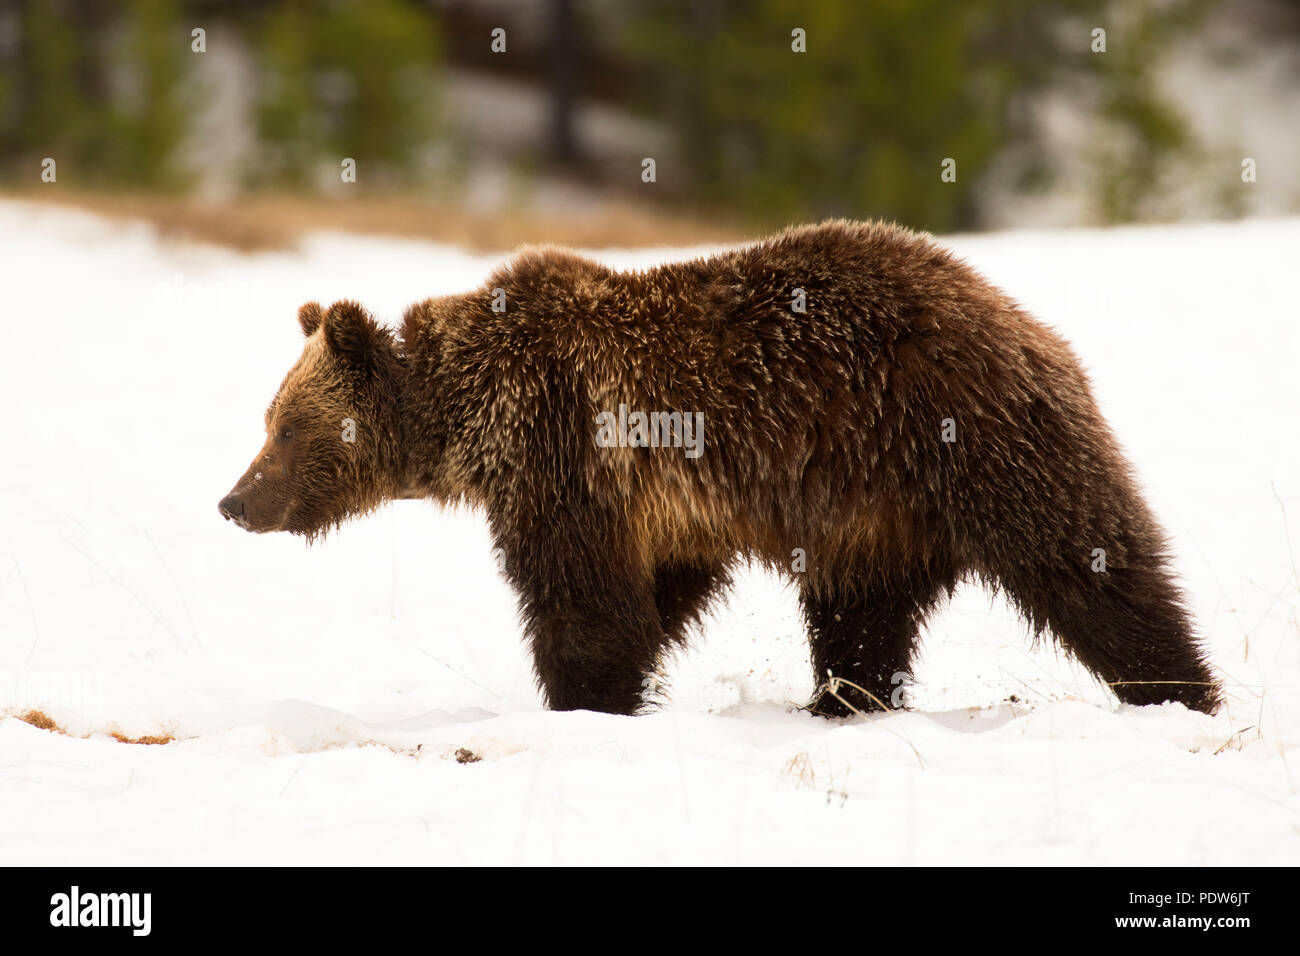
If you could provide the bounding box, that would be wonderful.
[1,200,1297,864]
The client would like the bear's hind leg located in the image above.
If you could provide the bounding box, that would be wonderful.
[800,563,953,717]
[996,545,1221,714]
[969,440,1221,713]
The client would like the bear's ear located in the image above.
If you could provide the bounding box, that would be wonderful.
[322,300,382,367]
[298,302,324,337]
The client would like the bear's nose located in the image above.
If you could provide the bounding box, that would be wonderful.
[218,493,245,523]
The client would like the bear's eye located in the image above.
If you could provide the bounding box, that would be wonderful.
[278,427,294,442]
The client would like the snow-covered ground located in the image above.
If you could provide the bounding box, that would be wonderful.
[1,201,1296,865]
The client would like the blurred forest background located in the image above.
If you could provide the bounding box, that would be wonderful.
[1,0,1298,248]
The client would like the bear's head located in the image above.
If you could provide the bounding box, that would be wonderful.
[218,300,405,538]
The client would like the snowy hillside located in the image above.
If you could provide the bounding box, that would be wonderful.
[1,201,1296,864]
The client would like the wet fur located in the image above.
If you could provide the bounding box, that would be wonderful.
[225,219,1222,717]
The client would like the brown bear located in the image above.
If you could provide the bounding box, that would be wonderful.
[219,219,1221,717]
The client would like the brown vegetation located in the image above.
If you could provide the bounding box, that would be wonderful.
[3,189,745,253]
[10,709,174,745]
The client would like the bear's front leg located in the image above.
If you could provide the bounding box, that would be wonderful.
[494,512,669,715]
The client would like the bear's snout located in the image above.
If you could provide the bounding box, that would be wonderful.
[218,492,249,529]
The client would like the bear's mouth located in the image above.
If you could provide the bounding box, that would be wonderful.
[225,512,255,532]
[218,503,255,532]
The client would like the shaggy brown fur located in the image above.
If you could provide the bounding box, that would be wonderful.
[219,220,1221,717]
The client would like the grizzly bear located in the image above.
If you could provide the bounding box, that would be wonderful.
[219,220,1221,717]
